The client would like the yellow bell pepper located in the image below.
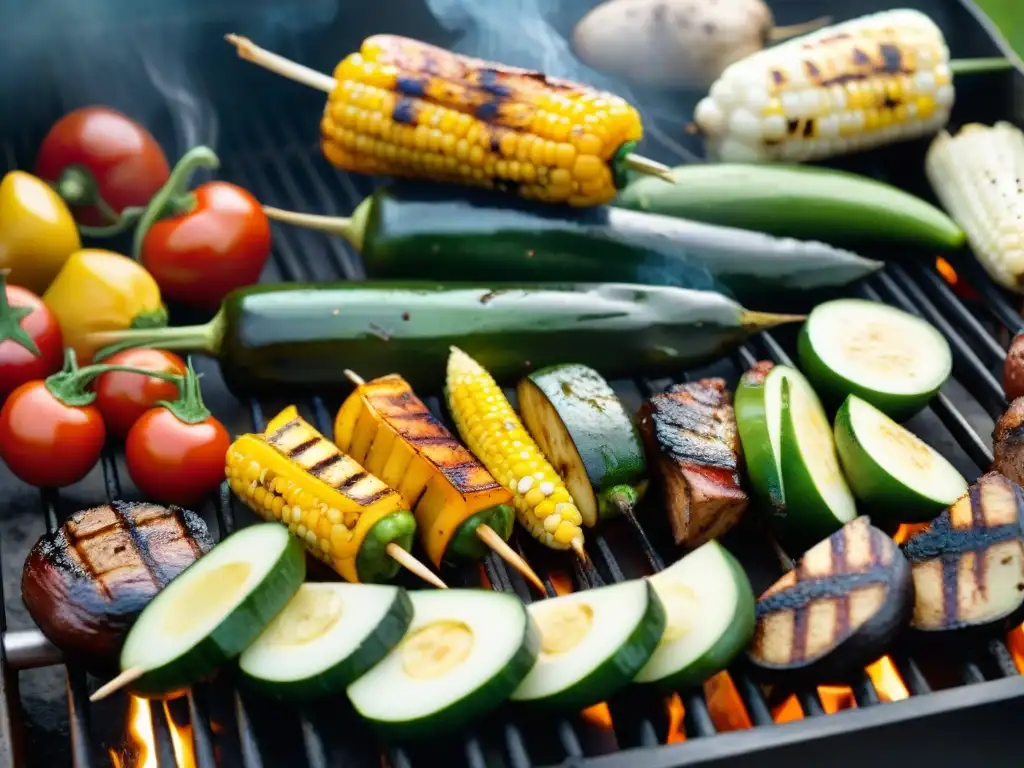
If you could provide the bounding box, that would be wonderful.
[43,249,166,363]
[0,171,81,294]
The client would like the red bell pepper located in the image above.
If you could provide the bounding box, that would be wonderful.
[133,146,271,309]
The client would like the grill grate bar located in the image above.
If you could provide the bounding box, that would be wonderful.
[149,702,183,767]
[851,675,881,707]
[234,692,265,768]
[300,717,329,768]
[730,670,774,726]
[960,661,987,685]
[796,690,825,717]
[680,690,716,737]
[893,655,931,695]
[64,666,94,768]
[945,254,1024,335]
[187,688,219,768]
[986,640,1020,678]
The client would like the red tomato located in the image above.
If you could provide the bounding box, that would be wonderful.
[0,381,105,487]
[34,107,170,227]
[93,349,187,439]
[0,284,64,402]
[125,408,231,506]
[141,181,271,308]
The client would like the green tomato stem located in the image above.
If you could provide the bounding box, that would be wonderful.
[44,348,184,407]
[155,357,211,425]
[0,270,40,357]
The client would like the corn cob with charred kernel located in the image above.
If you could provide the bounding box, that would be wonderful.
[225,405,445,588]
[318,35,653,206]
[335,371,545,592]
[925,122,1024,292]
[445,347,586,558]
[693,9,955,163]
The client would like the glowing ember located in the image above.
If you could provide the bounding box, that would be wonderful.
[548,571,573,596]
[771,655,908,721]
[665,694,686,743]
[1005,623,1024,674]
[703,671,751,732]
[935,257,980,301]
[866,656,909,702]
[110,696,196,768]
[580,702,613,730]
[893,523,930,545]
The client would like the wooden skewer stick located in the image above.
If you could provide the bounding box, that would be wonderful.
[571,539,589,564]
[386,543,448,589]
[89,666,145,702]
[766,16,832,42]
[345,369,546,594]
[225,34,676,185]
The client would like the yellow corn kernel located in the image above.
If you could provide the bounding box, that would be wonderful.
[445,347,585,555]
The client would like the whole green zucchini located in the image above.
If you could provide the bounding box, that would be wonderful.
[89,282,802,396]
[262,183,881,302]
[617,164,965,250]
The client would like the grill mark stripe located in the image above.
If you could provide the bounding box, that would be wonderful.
[172,505,204,560]
[406,435,459,445]
[266,418,302,443]
[338,471,369,491]
[756,566,896,615]
[285,437,320,459]
[969,483,987,599]
[307,454,344,479]
[352,488,393,507]
[834,529,850,639]
[113,501,167,587]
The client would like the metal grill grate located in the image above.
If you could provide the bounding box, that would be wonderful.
[3,6,1024,766]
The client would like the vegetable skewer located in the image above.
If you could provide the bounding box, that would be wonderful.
[338,369,545,593]
[446,347,587,561]
[225,34,676,205]
[227,405,446,589]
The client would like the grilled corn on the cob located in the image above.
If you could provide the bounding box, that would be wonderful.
[693,9,954,163]
[320,34,644,206]
[334,373,516,567]
[446,347,586,556]
[226,405,420,584]
[925,122,1024,292]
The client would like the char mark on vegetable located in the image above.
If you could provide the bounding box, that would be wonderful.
[393,98,421,126]
[285,437,320,459]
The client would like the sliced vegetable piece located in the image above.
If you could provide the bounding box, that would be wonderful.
[633,541,755,691]
[902,472,1024,636]
[517,363,647,527]
[119,523,305,697]
[734,360,787,513]
[239,583,413,700]
[347,589,537,740]
[511,580,665,710]
[748,516,912,684]
[797,299,952,419]
[834,395,967,523]
[779,375,858,547]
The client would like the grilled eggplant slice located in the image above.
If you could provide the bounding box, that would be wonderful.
[747,516,912,684]
[637,379,748,548]
[21,501,213,669]
[902,472,1024,637]
[992,397,1024,489]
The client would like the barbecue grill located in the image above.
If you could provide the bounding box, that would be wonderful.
[1,0,1023,765]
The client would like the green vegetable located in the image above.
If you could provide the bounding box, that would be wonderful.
[356,511,417,584]
[517,363,647,527]
[447,505,516,561]
[834,395,967,524]
[797,299,952,420]
[617,163,965,250]
[734,361,789,515]
[239,583,413,700]
[510,580,665,711]
[119,523,305,697]
[262,182,882,303]
[87,282,803,397]
[633,540,755,692]
[347,589,538,740]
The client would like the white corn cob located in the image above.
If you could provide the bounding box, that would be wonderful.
[694,8,954,163]
[925,122,1024,292]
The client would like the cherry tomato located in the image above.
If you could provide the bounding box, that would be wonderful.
[93,349,186,439]
[34,107,170,227]
[0,381,105,487]
[126,408,231,506]
[0,279,64,402]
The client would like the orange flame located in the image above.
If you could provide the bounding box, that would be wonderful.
[580,702,614,730]
[1005,623,1024,673]
[110,696,196,768]
[935,257,980,301]
[666,694,686,743]
[771,656,908,722]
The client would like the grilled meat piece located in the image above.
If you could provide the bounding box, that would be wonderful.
[992,396,1024,487]
[1003,333,1024,402]
[637,378,748,547]
[22,501,213,668]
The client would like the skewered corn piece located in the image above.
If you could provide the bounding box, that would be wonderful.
[446,347,586,558]
[693,9,955,163]
[320,34,646,206]
[925,122,1024,292]
[226,405,444,588]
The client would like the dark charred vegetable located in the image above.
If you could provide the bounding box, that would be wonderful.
[747,516,912,684]
[262,182,882,303]
[21,501,213,670]
[901,472,1024,636]
[87,282,803,398]
[636,378,749,548]
[992,397,1024,488]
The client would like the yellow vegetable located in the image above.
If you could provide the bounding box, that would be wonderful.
[0,171,81,294]
[43,249,166,363]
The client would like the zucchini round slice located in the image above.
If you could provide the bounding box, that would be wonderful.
[511,580,665,711]
[517,364,647,526]
[797,299,952,420]
[834,395,967,523]
[779,375,858,548]
[120,523,305,697]
[902,472,1024,637]
[748,516,913,684]
[735,361,792,515]
[347,589,538,741]
[633,541,755,691]
[239,583,413,700]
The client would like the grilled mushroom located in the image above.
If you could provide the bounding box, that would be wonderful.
[993,397,1024,488]
[748,516,912,684]
[902,472,1024,637]
[22,501,213,669]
